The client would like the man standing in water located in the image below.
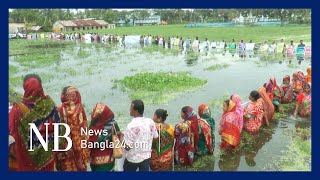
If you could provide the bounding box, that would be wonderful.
[123,100,158,171]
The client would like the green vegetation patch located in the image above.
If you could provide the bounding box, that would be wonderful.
[9,39,73,56]
[118,72,207,104]
[15,54,61,67]
[274,102,295,119]
[204,63,230,71]
[174,154,215,171]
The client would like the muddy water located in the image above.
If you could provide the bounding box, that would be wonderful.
[9,41,311,171]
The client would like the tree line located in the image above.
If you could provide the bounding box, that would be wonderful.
[9,9,311,32]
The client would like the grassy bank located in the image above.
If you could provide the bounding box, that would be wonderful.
[67,25,311,44]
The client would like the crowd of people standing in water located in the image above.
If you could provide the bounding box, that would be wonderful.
[26,32,311,58]
[9,64,311,171]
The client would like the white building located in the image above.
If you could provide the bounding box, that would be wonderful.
[234,13,278,24]
[134,15,161,26]
[9,22,26,33]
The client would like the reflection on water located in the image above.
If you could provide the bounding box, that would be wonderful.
[219,150,241,171]
[9,41,311,171]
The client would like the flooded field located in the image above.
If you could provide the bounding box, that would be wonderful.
[9,39,311,171]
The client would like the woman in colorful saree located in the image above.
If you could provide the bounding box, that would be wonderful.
[56,86,90,171]
[195,105,214,156]
[280,75,294,103]
[198,104,215,152]
[174,106,198,166]
[243,90,265,133]
[295,70,307,90]
[305,66,311,83]
[88,103,121,171]
[9,74,60,171]
[230,94,244,132]
[150,109,174,171]
[294,83,311,117]
[265,77,281,112]
[219,100,241,150]
[258,87,275,122]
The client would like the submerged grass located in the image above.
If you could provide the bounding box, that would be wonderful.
[9,75,23,89]
[9,65,19,77]
[141,45,180,55]
[208,95,230,107]
[15,53,61,67]
[9,39,73,56]
[264,127,311,171]
[175,154,215,171]
[9,87,23,105]
[208,94,245,108]
[204,63,230,71]
[77,50,91,58]
[274,102,296,119]
[287,64,299,69]
[118,72,207,104]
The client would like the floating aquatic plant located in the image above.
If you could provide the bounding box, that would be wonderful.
[118,72,207,104]
[204,63,230,71]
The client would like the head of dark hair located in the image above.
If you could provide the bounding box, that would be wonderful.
[155,109,168,122]
[224,100,230,107]
[132,100,144,115]
[181,106,189,114]
[23,74,42,84]
[62,86,71,95]
[250,90,260,101]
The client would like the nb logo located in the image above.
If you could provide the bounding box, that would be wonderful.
[28,123,72,152]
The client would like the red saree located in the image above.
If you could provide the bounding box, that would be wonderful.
[89,103,120,171]
[219,100,241,149]
[8,77,58,171]
[266,77,281,102]
[56,86,90,171]
[243,101,264,133]
[174,121,195,166]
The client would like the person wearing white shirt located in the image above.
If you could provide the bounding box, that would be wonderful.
[123,100,159,171]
